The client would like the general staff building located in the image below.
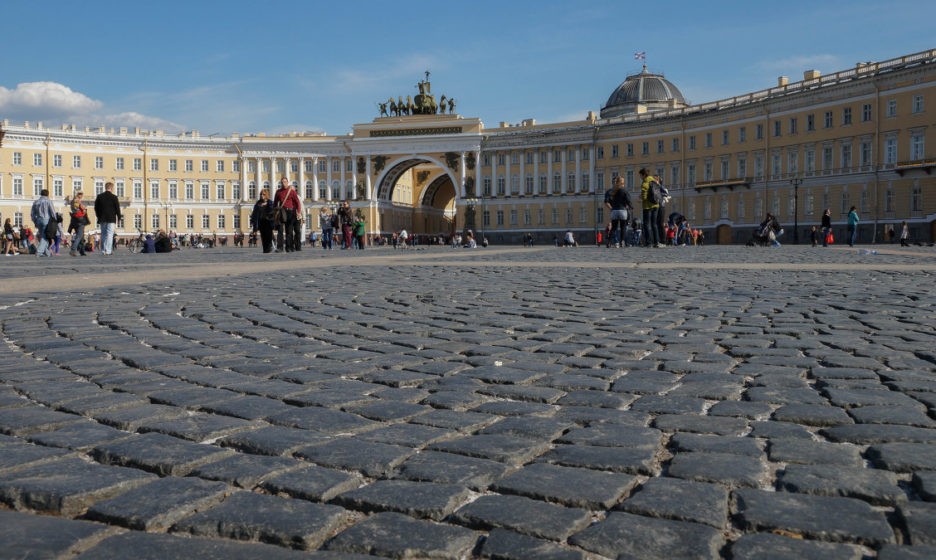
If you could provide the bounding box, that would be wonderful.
[1,49,934,245]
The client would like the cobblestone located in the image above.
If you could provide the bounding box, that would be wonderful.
[1,245,935,558]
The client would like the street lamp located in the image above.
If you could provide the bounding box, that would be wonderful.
[462,197,478,237]
[790,177,802,244]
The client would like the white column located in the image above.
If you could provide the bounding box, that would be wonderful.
[365,157,372,201]
[326,157,333,201]
[298,157,305,199]
[474,151,482,197]
[351,158,358,200]
[340,158,347,200]
[533,150,539,196]
[520,151,526,197]
[269,157,276,186]
[490,151,497,197]
[459,152,466,198]
[561,149,568,193]
[589,145,596,194]
[505,151,511,197]
[575,147,581,194]
[312,158,320,202]
[254,157,262,193]
[240,156,248,201]
[548,149,554,193]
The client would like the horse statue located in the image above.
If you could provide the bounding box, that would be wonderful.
[378,102,388,117]
[388,98,397,116]
[439,95,447,114]
[405,95,414,115]
[448,98,456,114]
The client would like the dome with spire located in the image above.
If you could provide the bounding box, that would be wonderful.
[600,66,687,118]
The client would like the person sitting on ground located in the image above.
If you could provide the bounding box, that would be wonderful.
[141,234,157,253]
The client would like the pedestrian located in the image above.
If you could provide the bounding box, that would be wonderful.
[820,208,832,247]
[337,201,354,250]
[30,188,57,257]
[3,218,17,255]
[353,213,366,250]
[847,206,860,247]
[250,188,275,253]
[810,225,819,247]
[68,192,89,256]
[94,182,122,255]
[639,168,661,247]
[273,178,302,252]
[319,207,334,250]
[899,221,910,247]
[399,228,409,249]
[604,175,632,248]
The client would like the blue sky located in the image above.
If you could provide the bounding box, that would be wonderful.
[1,0,933,136]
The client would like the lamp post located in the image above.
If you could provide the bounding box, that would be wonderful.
[790,177,802,244]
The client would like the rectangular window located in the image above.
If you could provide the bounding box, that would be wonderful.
[115,180,125,198]
[824,111,833,128]
[525,176,534,195]
[756,124,764,140]
[843,107,852,125]
[823,146,833,171]
[887,99,897,117]
[552,174,561,194]
[739,127,746,143]
[913,95,924,114]
[150,182,159,199]
[496,177,505,196]
[657,139,664,154]
[73,155,82,168]
[841,144,852,169]
[626,143,634,157]
[115,157,124,170]
[152,214,160,230]
[672,138,680,152]
[233,182,240,200]
[53,154,62,167]
[133,158,142,171]
[483,177,492,196]
[611,145,620,158]
[133,215,142,230]
[53,177,63,197]
[910,133,925,160]
[185,160,194,172]
[202,215,210,229]
[94,180,104,196]
[738,157,747,178]
[32,177,43,196]
[186,215,194,229]
[581,173,589,192]
[13,177,23,196]
[596,146,604,160]
[13,152,22,165]
[705,133,713,148]
[885,138,898,165]
[538,176,547,194]
[133,181,142,199]
[169,182,178,200]
[860,141,872,167]
[95,156,104,169]
[509,209,517,225]
[789,118,797,135]
[806,148,816,173]
[912,184,922,212]
[525,152,534,165]
[218,215,226,230]
[510,176,520,195]
[150,158,159,171]
[722,130,729,145]
[216,160,224,172]
[185,183,194,200]
[201,160,209,172]
[497,210,504,226]
[689,136,696,150]
[642,142,649,156]
[862,104,872,122]
[773,121,782,137]
[201,183,209,199]
[807,114,815,131]
[567,174,575,193]
[33,153,42,166]
[216,183,225,200]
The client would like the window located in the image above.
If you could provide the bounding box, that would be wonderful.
[807,114,815,131]
[12,152,22,165]
[581,148,589,161]
[53,154,62,167]
[738,157,746,178]
[689,136,696,150]
[789,118,797,135]
[133,158,142,171]
[202,215,210,229]
[704,161,713,181]
[169,159,177,172]
[13,212,23,227]
[912,183,922,212]
[596,147,604,160]
[150,158,159,171]
[496,210,504,226]
[773,121,782,137]
[216,183,225,200]
[201,183,209,199]
[805,148,816,173]
[199,160,208,172]
[788,150,798,175]
[511,152,519,165]
[152,214,160,230]
[822,146,833,171]
[687,163,696,186]
[539,151,547,164]
[150,182,159,199]
[552,174,561,194]
[538,176,547,194]
[509,209,517,225]
[721,158,729,180]
[771,153,781,177]
[32,177,42,196]
[657,140,664,154]
[246,182,255,200]
[218,215,226,230]
[842,107,852,125]
[12,177,23,196]
[841,144,852,169]
[95,156,104,169]
[73,155,82,168]
[672,138,680,152]
[497,154,505,166]
[510,175,520,195]
[626,143,634,156]
[115,157,124,170]
[722,130,729,145]
[525,176,534,195]
[860,141,872,168]
[756,125,764,140]
[53,177,63,197]
[133,181,142,199]
[95,180,104,196]
[186,183,194,200]
[910,133,925,161]
[214,160,223,173]
[134,215,142,230]
[304,181,312,199]
[581,174,589,192]
[739,127,746,143]
[885,186,894,213]
[642,142,649,156]
[304,160,313,173]
[33,153,43,166]
[887,99,897,117]
[169,182,178,200]
[567,174,575,193]
[862,104,872,122]
[496,177,505,196]
[884,137,898,165]
[913,95,924,114]
[705,133,713,148]
[115,180,125,198]
[185,160,194,172]
[525,152,534,165]
[754,154,764,179]
[483,177,492,197]
[611,145,619,158]
[233,215,241,230]
[824,111,833,128]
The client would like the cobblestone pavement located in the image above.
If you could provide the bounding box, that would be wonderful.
[1,244,935,559]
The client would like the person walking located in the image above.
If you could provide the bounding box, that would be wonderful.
[639,168,661,248]
[604,175,632,248]
[273,178,302,252]
[353,213,366,250]
[3,219,16,255]
[30,189,57,257]
[847,206,860,247]
[820,208,832,247]
[337,201,354,250]
[94,182,122,255]
[68,192,89,256]
[250,188,275,253]
[319,207,334,250]
[899,220,910,247]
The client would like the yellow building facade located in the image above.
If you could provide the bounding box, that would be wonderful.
[1,48,933,245]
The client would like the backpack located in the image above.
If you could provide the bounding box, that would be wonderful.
[647,180,664,205]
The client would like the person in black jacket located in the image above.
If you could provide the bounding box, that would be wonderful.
[94,182,123,255]
[250,188,275,253]
[604,176,633,247]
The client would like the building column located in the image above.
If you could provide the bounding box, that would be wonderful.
[459,152,467,198]
[365,157,372,201]
[298,157,305,199]
[351,158,358,201]
[519,151,526,196]
[326,157,333,201]
[340,158,347,200]
[505,151,511,197]
[533,150,539,195]
[269,156,276,186]
[240,156,248,201]
[490,151,497,197]
[575,146,581,194]
[588,145,596,194]
[312,158,320,202]
[474,151,482,197]
[254,157,262,193]
[561,149,568,193]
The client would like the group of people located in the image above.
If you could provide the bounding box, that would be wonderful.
[601,169,701,248]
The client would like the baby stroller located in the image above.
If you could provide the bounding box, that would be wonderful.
[748,215,783,247]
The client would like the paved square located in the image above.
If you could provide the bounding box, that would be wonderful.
[1,244,935,558]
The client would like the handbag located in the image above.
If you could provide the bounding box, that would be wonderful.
[826,232,834,245]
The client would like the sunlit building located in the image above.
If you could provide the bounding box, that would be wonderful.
[1,48,933,244]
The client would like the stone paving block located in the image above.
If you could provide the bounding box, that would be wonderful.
[668,451,767,488]
[825,388,924,409]
[199,394,293,420]
[136,412,258,442]
[217,425,331,456]
[147,386,239,408]
[0,436,73,471]
[188,453,304,488]
[260,464,362,502]
[913,471,936,501]
[0,456,156,516]
[0,406,85,435]
[427,434,552,466]
[393,450,510,490]
[822,424,936,444]
[772,403,854,427]
[52,391,149,416]
[332,479,471,520]
[538,444,660,475]
[556,424,662,448]
[0,509,112,559]
[778,463,905,505]
[75,529,315,559]
[728,532,865,560]
[733,487,895,545]
[653,414,749,436]
[341,399,433,422]
[295,438,414,477]
[421,389,488,410]
[85,476,231,530]
[480,416,573,440]
[811,367,880,380]
[324,511,480,558]
[568,511,724,560]
[767,438,863,466]
[91,432,234,476]
[266,406,378,434]
[409,408,499,431]
[92,403,189,431]
[554,389,636,409]
[749,420,814,440]
[705,400,775,421]
[479,527,584,560]
[617,476,729,529]
[898,502,936,545]
[355,422,455,448]
[452,493,591,541]
[610,371,681,394]
[744,387,827,405]
[878,544,936,560]
[867,442,936,472]
[669,433,763,457]
[172,491,351,550]
[470,400,558,417]
[462,365,546,385]
[629,395,708,415]
[491,461,638,509]
[849,404,936,427]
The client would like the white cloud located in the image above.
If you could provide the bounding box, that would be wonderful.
[0,81,184,132]
[0,82,101,119]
